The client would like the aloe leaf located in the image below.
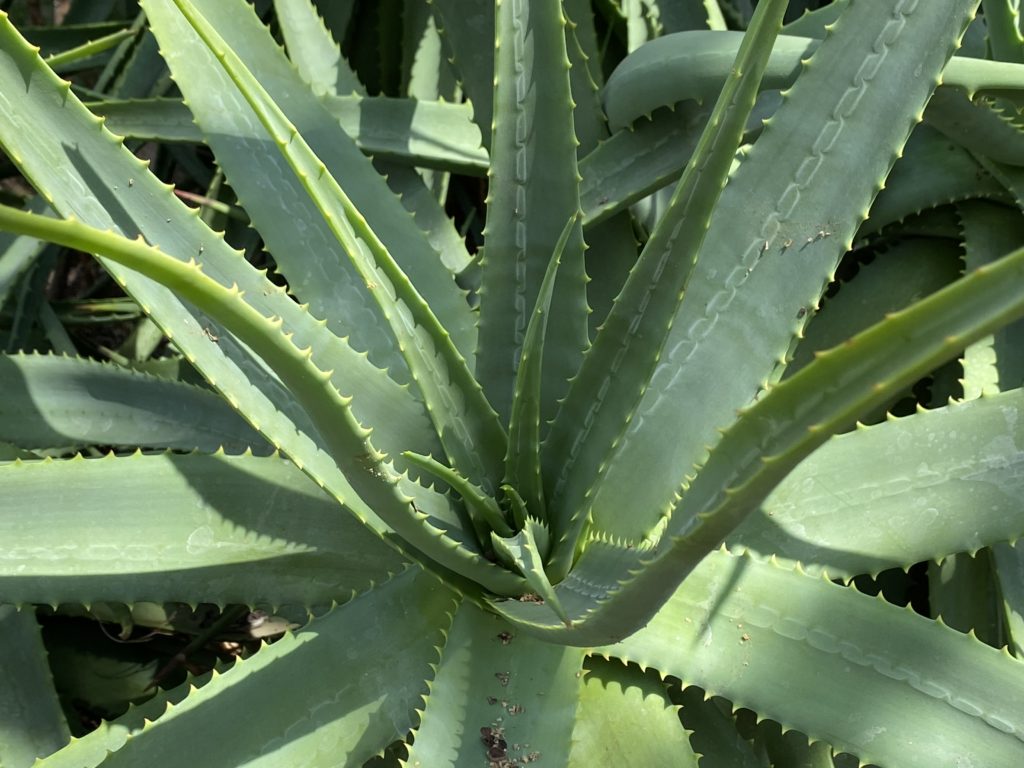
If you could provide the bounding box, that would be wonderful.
[787,238,963,379]
[625,236,1024,622]
[588,0,981,543]
[43,26,133,72]
[502,483,530,532]
[561,0,643,337]
[676,687,765,768]
[729,387,1024,579]
[491,519,567,625]
[400,0,460,203]
[0,196,51,308]
[402,451,513,540]
[155,0,507,493]
[36,569,456,768]
[0,15,449,561]
[476,0,588,427]
[960,200,1024,396]
[643,0,726,34]
[958,197,1024,652]
[490,234,1024,644]
[17,21,127,57]
[404,600,583,768]
[375,159,471,275]
[569,658,698,767]
[402,0,450,100]
[428,0,494,150]
[0,353,265,453]
[0,207,524,597]
[0,451,407,606]
[143,0,475,384]
[929,550,1004,645]
[980,154,1024,208]
[0,606,69,767]
[505,216,575,517]
[780,1,844,37]
[274,0,363,96]
[563,0,607,156]
[606,550,1024,768]
[602,31,813,131]
[982,0,1024,63]
[927,88,1024,167]
[87,96,488,173]
[604,30,1024,132]
[580,103,710,228]
[994,540,1024,654]
[543,0,788,580]
[862,124,1008,237]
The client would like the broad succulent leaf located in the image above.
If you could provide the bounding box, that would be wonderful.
[476,0,589,428]
[0,606,69,768]
[606,549,1024,768]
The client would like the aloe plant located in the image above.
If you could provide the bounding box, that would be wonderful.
[3,0,1024,765]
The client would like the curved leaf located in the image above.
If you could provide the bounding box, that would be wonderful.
[606,550,1024,768]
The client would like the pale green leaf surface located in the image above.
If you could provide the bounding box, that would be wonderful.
[788,238,963,377]
[401,450,511,541]
[568,658,697,767]
[0,13,446,534]
[42,27,133,73]
[0,206,522,596]
[927,87,1024,167]
[588,0,980,542]
[561,0,642,337]
[87,96,488,173]
[404,600,583,768]
[982,0,1024,63]
[543,0,788,577]
[958,197,1024,653]
[477,0,589,427]
[603,30,1024,132]
[730,387,1024,579]
[505,216,574,516]
[493,233,1024,644]
[862,124,1008,237]
[149,0,507,495]
[38,569,456,768]
[580,103,710,228]
[960,199,1024,397]
[427,0,494,149]
[274,0,363,96]
[0,606,69,768]
[562,0,607,156]
[143,0,475,380]
[491,518,566,624]
[602,31,813,131]
[402,0,455,103]
[0,451,406,606]
[604,550,1024,768]
[994,540,1024,654]
[374,159,471,275]
[676,687,765,768]
[0,353,266,453]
